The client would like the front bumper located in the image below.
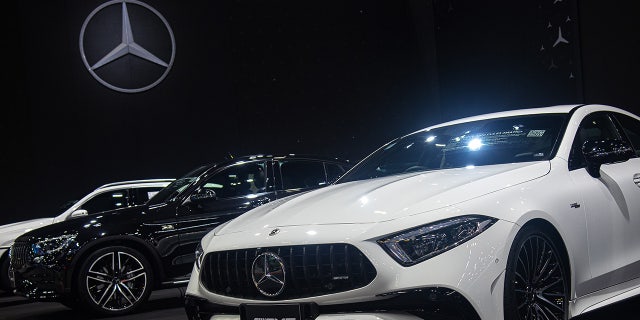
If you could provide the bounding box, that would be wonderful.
[185,219,516,320]
[185,287,480,320]
[12,262,69,300]
[9,239,77,301]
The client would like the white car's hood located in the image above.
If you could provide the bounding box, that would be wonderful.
[217,161,550,235]
[0,218,54,248]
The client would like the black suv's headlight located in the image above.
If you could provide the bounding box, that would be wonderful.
[31,233,78,263]
[377,215,497,266]
[195,243,204,270]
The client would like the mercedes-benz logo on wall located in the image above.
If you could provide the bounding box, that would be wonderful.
[251,252,286,297]
[79,0,175,93]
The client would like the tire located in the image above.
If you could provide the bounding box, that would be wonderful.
[77,246,154,316]
[504,226,569,320]
[0,254,11,292]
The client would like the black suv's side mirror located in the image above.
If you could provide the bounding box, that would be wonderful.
[70,209,88,218]
[189,189,217,203]
[582,138,634,178]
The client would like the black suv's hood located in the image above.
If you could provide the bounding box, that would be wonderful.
[15,205,147,243]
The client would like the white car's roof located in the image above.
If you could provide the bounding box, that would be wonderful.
[425,104,582,131]
[52,178,175,221]
[405,103,638,137]
[96,178,175,190]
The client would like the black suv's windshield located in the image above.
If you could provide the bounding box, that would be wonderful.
[338,113,567,183]
[147,165,210,205]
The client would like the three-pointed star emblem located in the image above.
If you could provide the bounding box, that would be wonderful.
[79,0,175,93]
[251,252,286,297]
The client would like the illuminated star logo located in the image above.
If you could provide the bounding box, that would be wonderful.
[79,0,176,93]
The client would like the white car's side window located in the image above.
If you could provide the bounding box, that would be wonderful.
[80,190,129,214]
[569,112,622,170]
[614,113,640,157]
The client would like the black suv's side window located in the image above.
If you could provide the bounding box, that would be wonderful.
[201,161,268,199]
[80,190,129,214]
[569,112,621,170]
[613,113,640,157]
[279,160,327,190]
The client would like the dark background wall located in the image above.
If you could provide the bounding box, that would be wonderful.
[1,0,639,225]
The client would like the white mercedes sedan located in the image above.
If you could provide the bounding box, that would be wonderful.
[184,104,640,320]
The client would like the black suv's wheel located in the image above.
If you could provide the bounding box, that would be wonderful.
[504,226,569,320]
[77,246,153,316]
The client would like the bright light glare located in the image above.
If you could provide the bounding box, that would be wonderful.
[426,136,436,142]
[468,138,483,151]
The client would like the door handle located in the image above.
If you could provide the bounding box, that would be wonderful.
[634,173,640,187]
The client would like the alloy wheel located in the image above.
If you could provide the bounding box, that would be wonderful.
[512,234,567,319]
[85,251,148,311]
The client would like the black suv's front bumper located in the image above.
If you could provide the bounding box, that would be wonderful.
[11,263,69,300]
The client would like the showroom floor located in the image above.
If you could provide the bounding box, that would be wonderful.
[0,287,635,319]
[0,288,186,320]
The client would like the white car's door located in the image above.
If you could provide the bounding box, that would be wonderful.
[568,111,640,296]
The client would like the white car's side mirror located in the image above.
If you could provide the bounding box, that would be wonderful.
[582,138,634,178]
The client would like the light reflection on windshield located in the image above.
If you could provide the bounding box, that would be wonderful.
[338,114,567,183]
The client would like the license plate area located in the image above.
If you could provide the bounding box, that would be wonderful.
[240,303,307,320]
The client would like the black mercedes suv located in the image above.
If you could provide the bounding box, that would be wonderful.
[9,154,351,316]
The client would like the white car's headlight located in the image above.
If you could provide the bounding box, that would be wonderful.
[377,215,497,266]
[195,242,204,270]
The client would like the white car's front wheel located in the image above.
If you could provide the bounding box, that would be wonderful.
[504,225,569,320]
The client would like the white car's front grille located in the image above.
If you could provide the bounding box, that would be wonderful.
[200,244,377,300]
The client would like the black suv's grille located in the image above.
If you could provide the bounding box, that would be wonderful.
[10,241,32,268]
[200,244,377,300]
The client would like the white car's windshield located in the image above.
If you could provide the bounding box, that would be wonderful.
[338,113,567,182]
[59,200,79,211]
